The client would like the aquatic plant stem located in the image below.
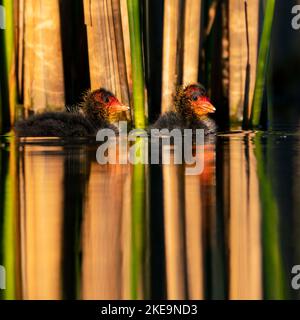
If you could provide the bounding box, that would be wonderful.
[0,0,16,133]
[127,0,147,128]
[242,0,250,129]
[250,0,276,128]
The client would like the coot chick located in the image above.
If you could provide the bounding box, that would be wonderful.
[153,83,216,134]
[15,88,129,137]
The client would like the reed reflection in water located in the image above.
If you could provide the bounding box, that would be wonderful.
[0,132,299,300]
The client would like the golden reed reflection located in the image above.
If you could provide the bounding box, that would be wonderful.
[19,144,64,300]
[228,134,262,300]
[81,160,131,299]
[11,135,263,300]
[163,143,216,300]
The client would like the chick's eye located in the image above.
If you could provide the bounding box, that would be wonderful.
[192,94,198,101]
[103,95,110,103]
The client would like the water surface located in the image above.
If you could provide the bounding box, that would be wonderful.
[0,131,299,300]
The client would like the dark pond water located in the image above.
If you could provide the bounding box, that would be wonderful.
[0,131,300,300]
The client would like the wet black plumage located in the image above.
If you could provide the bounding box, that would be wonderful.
[14,112,111,137]
[153,111,216,134]
[14,88,127,137]
[153,84,217,134]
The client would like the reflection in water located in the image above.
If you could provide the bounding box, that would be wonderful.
[163,154,186,299]
[227,134,261,299]
[0,138,18,300]
[0,132,299,300]
[20,145,64,299]
[82,159,131,299]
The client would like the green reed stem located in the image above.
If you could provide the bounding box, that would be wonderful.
[127,0,147,129]
[0,0,16,133]
[250,0,276,128]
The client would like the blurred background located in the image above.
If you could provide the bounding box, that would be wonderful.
[0,0,300,300]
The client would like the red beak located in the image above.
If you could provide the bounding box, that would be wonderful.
[194,97,216,116]
[109,99,130,112]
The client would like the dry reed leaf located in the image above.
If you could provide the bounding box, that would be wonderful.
[23,0,65,114]
[183,0,202,84]
[84,0,129,108]
[229,0,259,121]
[162,0,181,112]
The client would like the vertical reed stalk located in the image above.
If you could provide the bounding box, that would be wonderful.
[120,0,132,91]
[229,0,259,125]
[127,0,146,128]
[161,0,181,112]
[250,0,276,128]
[84,0,130,117]
[183,0,202,84]
[242,1,251,129]
[15,0,25,103]
[23,0,65,114]
[0,0,16,132]
[111,0,130,106]
[0,81,3,133]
